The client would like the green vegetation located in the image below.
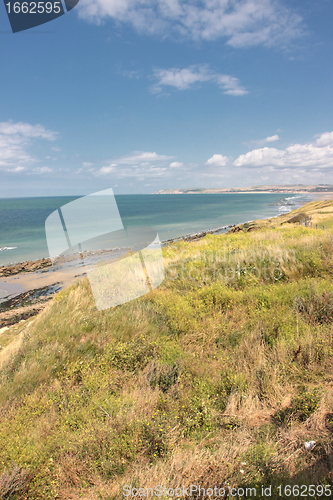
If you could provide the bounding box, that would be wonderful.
[1,200,333,499]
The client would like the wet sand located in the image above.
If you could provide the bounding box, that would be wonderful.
[0,263,86,327]
[0,246,132,327]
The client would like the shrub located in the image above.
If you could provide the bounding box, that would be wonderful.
[146,360,179,392]
[0,463,29,499]
[294,288,333,325]
[273,389,320,425]
[105,339,157,372]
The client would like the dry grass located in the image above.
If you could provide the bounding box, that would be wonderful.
[0,330,24,371]
[0,463,29,499]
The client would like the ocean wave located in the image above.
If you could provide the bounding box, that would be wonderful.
[269,197,296,207]
[0,247,17,251]
[279,208,292,213]
[285,195,300,200]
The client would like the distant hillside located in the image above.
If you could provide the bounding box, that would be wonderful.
[155,184,333,194]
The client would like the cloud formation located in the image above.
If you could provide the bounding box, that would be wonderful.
[262,134,279,144]
[94,132,333,187]
[78,0,303,49]
[234,132,333,170]
[169,161,184,168]
[33,167,53,174]
[114,151,172,165]
[99,151,175,179]
[205,154,229,167]
[151,65,248,95]
[244,134,280,148]
[315,131,333,147]
[0,121,56,140]
[0,121,57,172]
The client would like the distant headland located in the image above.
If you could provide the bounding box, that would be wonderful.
[155,184,333,194]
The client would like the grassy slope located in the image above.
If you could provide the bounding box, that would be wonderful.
[1,201,333,499]
[253,199,333,230]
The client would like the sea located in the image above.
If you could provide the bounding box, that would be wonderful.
[0,193,314,266]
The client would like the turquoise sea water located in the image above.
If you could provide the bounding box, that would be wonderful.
[0,193,312,266]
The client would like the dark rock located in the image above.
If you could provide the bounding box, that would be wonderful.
[0,257,52,277]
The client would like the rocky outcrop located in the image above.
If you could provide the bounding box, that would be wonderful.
[227,222,258,233]
[0,258,51,277]
[285,213,309,224]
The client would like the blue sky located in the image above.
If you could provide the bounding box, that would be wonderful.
[1,0,333,196]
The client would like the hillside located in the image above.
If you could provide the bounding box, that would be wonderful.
[155,185,333,194]
[1,200,333,499]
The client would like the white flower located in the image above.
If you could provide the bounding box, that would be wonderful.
[304,441,316,451]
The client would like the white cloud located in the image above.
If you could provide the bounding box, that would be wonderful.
[152,66,211,92]
[78,0,303,49]
[0,135,31,167]
[216,74,248,96]
[8,166,25,173]
[0,121,57,140]
[205,154,229,167]
[0,120,57,171]
[315,131,333,147]
[122,69,142,79]
[33,167,53,174]
[115,151,173,164]
[263,134,280,143]
[169,161,184,168]
[99,151,175,180]
[99,164,117,174]
[245,134,280,147]
[151,65,248,95]
[83,161,94,167]
[234,131,333,170]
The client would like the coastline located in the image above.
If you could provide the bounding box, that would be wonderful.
[155,187,333,195]
[1,191,331,276]
[1,192,332,328]
[162,191,332,244]
[0,191,328,269]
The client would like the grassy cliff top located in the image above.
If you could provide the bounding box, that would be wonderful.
[258,199,333,228]
[1,200,333,499]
